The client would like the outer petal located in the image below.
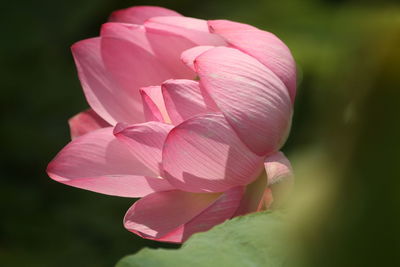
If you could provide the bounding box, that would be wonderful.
[100,24,172,102]
[264,151,294,208]
[144,16,225,46]
[47,127,173,197]
[100,23,194,96]
[68,109,110,139]
[71,38,144,125]
[195,46,293,156]
[101,23,151,52]
[181,45,214,71]
[162,79,217,125]
[140,86,171,123]
[162,113,264,193]
[144,28,197,78]
[109,6,182,24]
[114,122,173,177]
[208,20,297,103]
[124,187,243,243]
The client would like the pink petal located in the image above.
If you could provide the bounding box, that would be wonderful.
[102,22,195,78]
[68,109,110,139]
[161,186,244,243]
[100,23,151,52]
[100,23,172,98]
[162,79,217,125]
[264,151,294,208]
[71,38,145,125]
[124,186,243,243]
[47,127,173,197]
[265,151,293,185]
[181,46,214,71]
[144,28,197,78]
[109,6,182,25]
[144,16,225,46]
[100,23,194,97]
[162,113,264,193]
[140,86,171,123]
[140,88,163,123]
[195,46,293,156]
[208,20,297,103]
[124,190,218,241]
[114,121,173,177]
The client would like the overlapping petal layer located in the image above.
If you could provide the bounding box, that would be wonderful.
[145,16,225,46]
[71,38,144,125]
[140,86,170,123]
[162,79,216,125]
[208,20,297,103]
[50,5,297,244]
[114,121,173,177]
[100,23,187,109]
[162,113,264,192]
[124,186,243,242]
[195,46,293,156]
[181,45,214,71]
[47,128,174,197]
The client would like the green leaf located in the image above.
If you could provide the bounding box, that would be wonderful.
[116,211,291,267]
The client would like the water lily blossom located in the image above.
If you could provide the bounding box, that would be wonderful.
[47,5,296,243]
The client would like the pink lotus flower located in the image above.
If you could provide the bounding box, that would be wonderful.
[47,6,296,243]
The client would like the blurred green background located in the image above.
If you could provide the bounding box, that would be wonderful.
[1,0,399,266]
